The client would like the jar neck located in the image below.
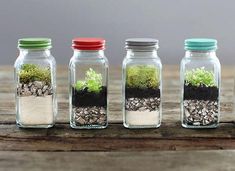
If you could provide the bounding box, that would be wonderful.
[126,49,158,58]
[185,50,216,58]
[19,48,51,58]
[73,49,104,58]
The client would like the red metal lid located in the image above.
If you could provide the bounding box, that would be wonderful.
[72,38,105,50]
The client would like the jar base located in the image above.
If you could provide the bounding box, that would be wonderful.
[181,122,218,129]
[123,122,161,129]
[16,122,54,128]
[70,122,108,129]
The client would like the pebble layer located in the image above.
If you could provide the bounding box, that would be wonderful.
[17,81,53,96]
[125,97,160,111]
[73,106,107,126]
[183,100,218,126]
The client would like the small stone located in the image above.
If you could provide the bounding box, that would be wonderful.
[37,89,43,96]
[34,81,43,89]
[138,107,146,111]
[42,85,48,92]
[77,117,86,125]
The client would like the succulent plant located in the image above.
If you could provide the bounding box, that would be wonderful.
[75,68,102,93]
[126,65,160,89]
[185,67,216,87]
[19,64,51,84]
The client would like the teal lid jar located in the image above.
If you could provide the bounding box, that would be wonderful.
[180,38,221,129]
[184,38,217,51]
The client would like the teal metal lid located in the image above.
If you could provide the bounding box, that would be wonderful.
[184,38,217,51]
[18,38,52,49]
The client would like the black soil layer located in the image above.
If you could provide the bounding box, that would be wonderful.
[184,83,218,101]
[72,86,107,107]
[125,87,160,98]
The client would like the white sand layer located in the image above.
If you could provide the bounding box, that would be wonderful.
[18,95,54,125]
[125,110,160,126]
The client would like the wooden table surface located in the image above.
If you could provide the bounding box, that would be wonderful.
[0,65,235,171]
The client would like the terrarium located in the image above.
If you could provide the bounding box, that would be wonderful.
[123,38,162,128]
[69,38,108,129]
[180,38,221,128]
[14,38,57,128]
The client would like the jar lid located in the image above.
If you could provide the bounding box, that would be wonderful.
[18,38,52,49]
[184,38,217,51]
[125,38,159,51]
[72,38,105,50]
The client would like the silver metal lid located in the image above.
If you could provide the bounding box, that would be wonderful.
[125,38,159,51]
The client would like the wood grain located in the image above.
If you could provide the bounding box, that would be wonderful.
[0,65,234,152]
[0,150,235,171]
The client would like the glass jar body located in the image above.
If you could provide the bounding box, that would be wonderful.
[122,50,162,128]
[69,50,109,129]
[180,51,221,128]
[14,49,57,128]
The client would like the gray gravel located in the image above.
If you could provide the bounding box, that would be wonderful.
[17,81,53,96]
[73,106,107,126]
[183,99,219,126]
[125,97,160,111]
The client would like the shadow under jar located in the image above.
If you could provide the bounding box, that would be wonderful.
[180,38,221,128]
[122,38,162,128]
[69,38,108,129]
[14,38,57,128]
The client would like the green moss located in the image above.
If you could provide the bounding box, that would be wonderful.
[75,68,102,93]
[185,67,216,87]
[19,64,51,84]
[126,65,160,89]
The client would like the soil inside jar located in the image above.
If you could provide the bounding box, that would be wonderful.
[17,81,54,126]
[184,83,218,101]
[72,86,107,126]
[183,83,219,127]
[72,86,107,107]
[125,87,160,99]
[125,87,161,127]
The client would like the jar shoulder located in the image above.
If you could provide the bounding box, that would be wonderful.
[14,54,56,69]
[123,56,162,68]
[181,56,220,68]
[69,55,108,66]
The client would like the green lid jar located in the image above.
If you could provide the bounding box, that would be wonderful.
[18,38,52,49]
[14,37,57,128]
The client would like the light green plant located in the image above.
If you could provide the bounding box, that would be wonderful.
[75,68,102,93]
[185,67,216,87]
[19,64,51,84]
[126,65,160,89]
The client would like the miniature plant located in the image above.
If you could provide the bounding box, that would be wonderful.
[185,67,216,87]
[126,65,160,89]
[75,68,102,93]
[19,64,51,84]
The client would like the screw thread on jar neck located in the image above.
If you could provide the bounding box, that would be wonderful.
[19,48,51,58]
[73,49,104,58]
[185,50,216,58]
[126,49,158,58]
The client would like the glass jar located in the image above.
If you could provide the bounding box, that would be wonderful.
[14,38,57,128]
[69,38,109,129]
[180,38,221,128]
[122,38,162,128]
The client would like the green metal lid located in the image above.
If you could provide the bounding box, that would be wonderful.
[18,38,52,49]
[184,38,217,51]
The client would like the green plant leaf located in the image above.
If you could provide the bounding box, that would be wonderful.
[19,64,51,84]
[185,67,216,87]
[126,65,160,89]
[74,68,102,93]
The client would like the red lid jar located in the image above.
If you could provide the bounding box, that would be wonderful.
[72,38,105,50]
